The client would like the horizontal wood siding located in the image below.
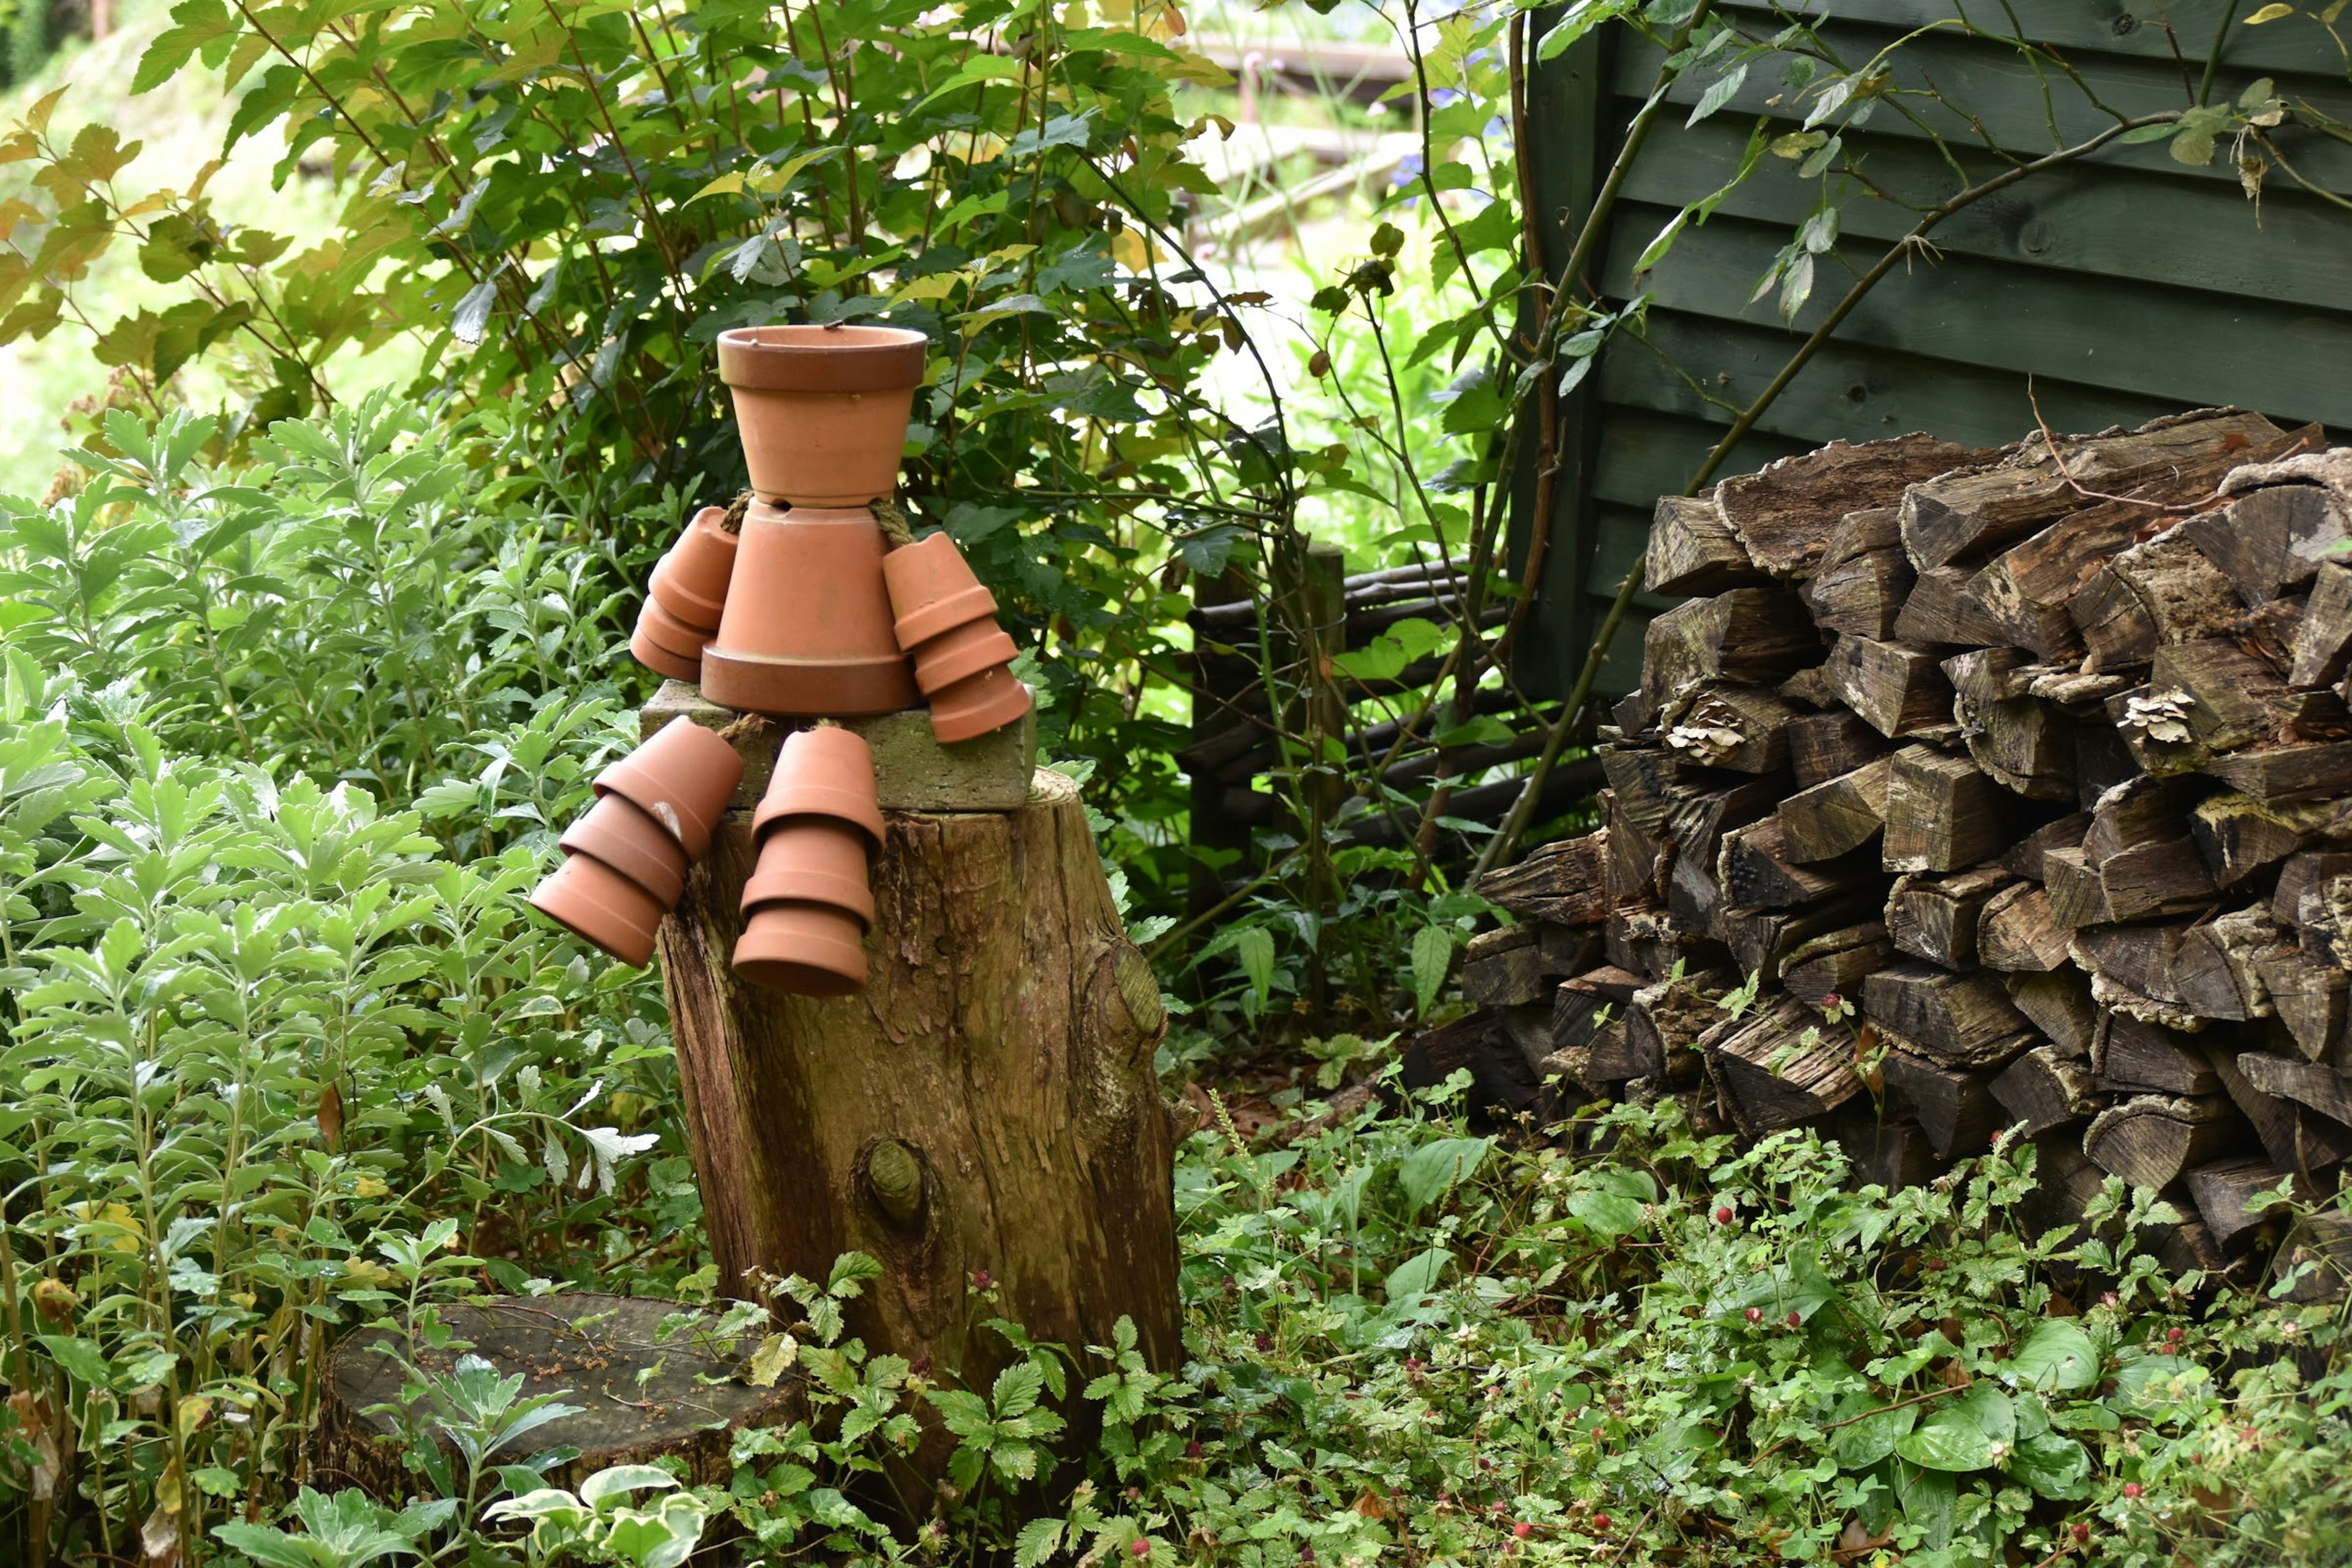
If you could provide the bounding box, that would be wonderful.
[1512,0,2352,701]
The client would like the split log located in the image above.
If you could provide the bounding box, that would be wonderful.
[1881,1049,1999,1160]
[1883,746,2015,873]
[1604,793,1664,907]
[1803,545,1912,639]
[2111,641,2294,777]
[1461,922,1591,1008]
[1947,649,2078,801]
[2001,976,2091,1065]
[1886,866,2011,968]
[1717,433,1982,579]
[2185,1156,2298,1246]
[2291,561,2352,688]
[2094,1011,2220,1097]
[1472,832,1608,925]
[1637,587,1820,723]
[1820,505,1904,569]
[2237,1052,2352,1128]
[1997,812,2093,881]
[1620,969,1732,1085]
[1716,892,1884,982]
[1644,494,1768,595]
[1705,997,1864,1135]
[1898,408,2284,571]
[1720,818,1874,909]
[2253,947,2351,1063]
[2082,1095,2243,1191]
[1825,637,1953,739]
[2206,1042,2307,1176]
[2071,522,2242,671]
[1605,903,1684,981]
[1862,962,2037,1068]
[2278,1213,2352,1304]
[1778,756,1894,863]
[1977,883,2072,972]
[1787,708,1891,787]
[1600,745,1676,833]
[1662,685,1798,774]
[2172,908,2292,1022]
[1894,565,2007,647]
[1990,1046,2098,1136]
[1781,923,1893,1012]
[317,1297,801,1502]
[2072,925,2194,1009]
[2190,790,2314,886]
[658,766,1183,1421]
[1549,967,1645,1060]
[2275,850,2352,962]
[1406,1008,1546,1120]
[1839,1117,1943,1191]
[2201,740,2352,804]
[2183,481,2350,605]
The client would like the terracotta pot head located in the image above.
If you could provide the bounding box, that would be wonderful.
[734,900,868,995]
[699,504,919,717]
[630,616,703,683]
[649,505,737,632]
[751,725,886,848]
[742,818,876,929]
[594,716,746,861]
[718,324,928,507]
[883,531,999,649]
[529,851,663,967]
[560,793,690,907]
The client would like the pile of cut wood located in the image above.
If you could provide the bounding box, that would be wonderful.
[1417,409,2352,1286]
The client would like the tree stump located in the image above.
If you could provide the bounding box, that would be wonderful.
[654,737,1181,1460]
[316,1295,799,1499]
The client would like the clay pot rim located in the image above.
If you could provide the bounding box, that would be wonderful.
[741,864,876,929]
[630,625,702,683]
[594,717,744,861]
[718,325,928,393]
[529,853,660,968]
[929,672,1033,746]
[734,900,868,995]
[560,794,688,908]
[751,790,886,851]
[913,620,1018,695]
[638,596,714,657]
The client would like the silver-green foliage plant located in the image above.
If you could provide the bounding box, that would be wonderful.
[0,401,696,1564]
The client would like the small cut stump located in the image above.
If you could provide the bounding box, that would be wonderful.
[315,1295,799,1500]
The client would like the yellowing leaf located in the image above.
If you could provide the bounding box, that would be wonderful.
[688,171,746,203]
[2245,2,2297,20]
[1109,228,1158,271]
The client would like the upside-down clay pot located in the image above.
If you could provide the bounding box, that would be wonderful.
[649,506,738,631]
[629,617,704,682]
[928,665,1035,745]
[742,819,876,928]
[717,325,928,507]
[560,793,689,907]
[881,531,1034,744]
[699,505,918,717]
[734,900,868,995]
[594,716,747,861]
[882,531,1000,648]
[749,724,887,847]
[529,851,665,967]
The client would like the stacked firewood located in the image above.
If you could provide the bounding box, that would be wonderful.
[1415,409,2352,1287]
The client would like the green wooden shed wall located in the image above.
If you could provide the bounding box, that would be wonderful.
[1509,0,2352,702]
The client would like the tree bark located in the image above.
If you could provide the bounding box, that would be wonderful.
[657,767,1182,1443]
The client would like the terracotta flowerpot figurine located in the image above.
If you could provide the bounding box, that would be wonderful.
[881,530,1033,744]
[530,718,744,967]
[698,503,918,717]
[736,726,885,996]
[594,715,747,861]
[717,324,928,507]
[632,505,738,680]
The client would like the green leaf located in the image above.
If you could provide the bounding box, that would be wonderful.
[1233,926,1275,1007]
[1015,1518,1066,1568]
[579,1465,678,1508]
[2005,1432,2092,1499]
[1537,0,1637,61]
[1410,924,1453,1017]
[37,1334,113,1387]
[451,279,498,346]
[1686,61,1749,127]
[1398,1136,1489,1212]
[2005,1321,2099,1393]
[1384,1245,1449,1302]
[1896,1401,1995,1472]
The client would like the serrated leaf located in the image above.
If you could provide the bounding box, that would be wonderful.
[1410,924,1453,1017]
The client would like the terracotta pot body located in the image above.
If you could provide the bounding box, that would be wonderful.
[595,716,747,861]
[882,532,998,648]
[529,851,663,967]
[700,506,918,717]
[750,725,886,846]
[636,597,714,660]
[649,506,737,631]
[717,325,927,507]
[742,820,876,928]
[930,666,1035,745]
[560,794,689,907]
[734,900,869,995]
[908,615,1019,696]
[630,620,703,682]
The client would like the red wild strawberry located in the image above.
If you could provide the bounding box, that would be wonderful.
[1185,1439,1204,1460]
[2071,1521,2089,1545]
[1131,1542,1151,1559]
[970,1269,993,1290]
[2166,1326,2184,1343]
[1593,1512,1611,1532]
[1714,1205,1733,1224]
[2122,1482,2143,1500]
[1786,1310,1802,1328]
[1745,1306,1763,1324]
[2158,1343,2177,1357]
[1512,1523,1532,1540]
[1255,1333,1273,1353]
